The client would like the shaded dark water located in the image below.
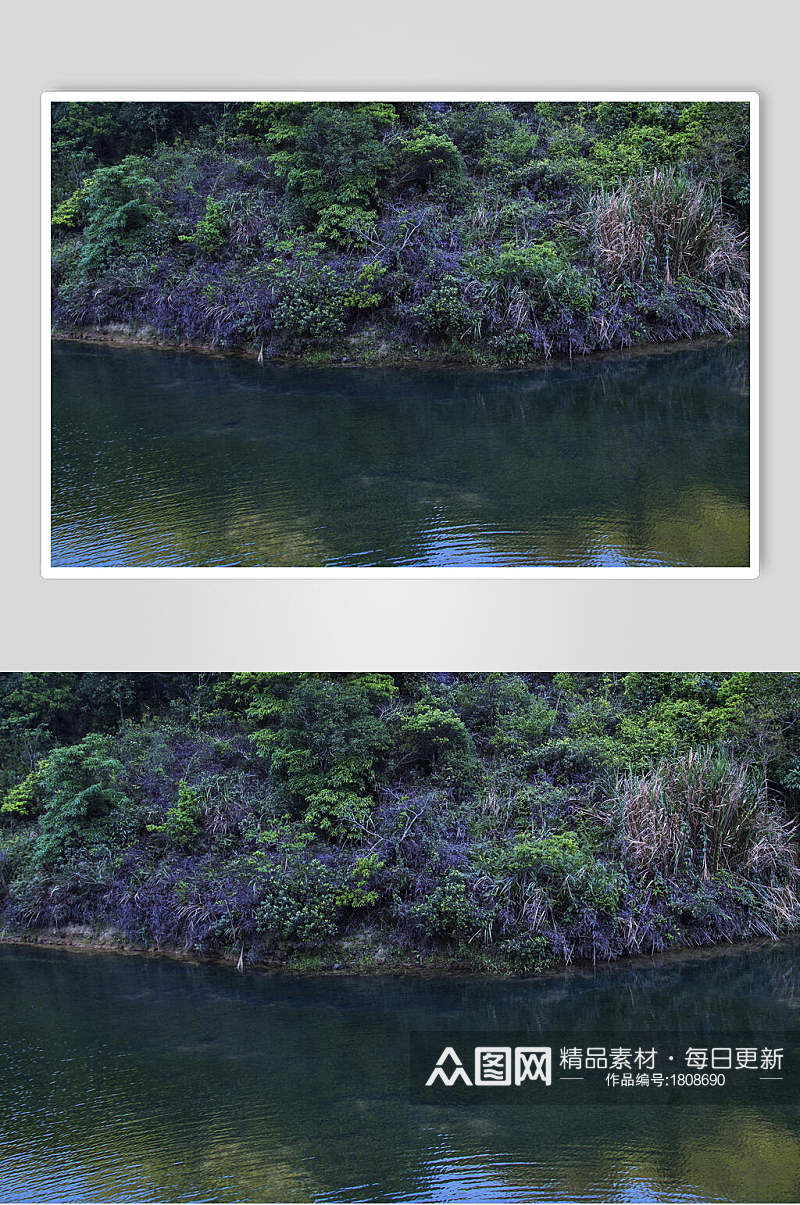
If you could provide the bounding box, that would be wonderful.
[0,941,797,1202]
[50,340,750,568]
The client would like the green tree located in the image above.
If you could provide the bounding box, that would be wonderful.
[32,734,128,867]
[77,157,164,273]
[238,101,397,244]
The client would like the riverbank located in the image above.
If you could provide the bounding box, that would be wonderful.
[51,323,748,370]
[0,922,474,976]
[2,922,792,980]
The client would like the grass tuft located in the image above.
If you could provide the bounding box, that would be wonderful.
[588,168,748,288]
[612,747,797,883]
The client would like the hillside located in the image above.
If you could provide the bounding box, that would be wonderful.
[1,673,796,973]
[51,100,750,365]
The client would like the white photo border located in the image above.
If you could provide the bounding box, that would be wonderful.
[41,91,759,580]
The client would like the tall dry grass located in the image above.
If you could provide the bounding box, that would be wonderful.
[611,748,797,884]
[588,168,748,288]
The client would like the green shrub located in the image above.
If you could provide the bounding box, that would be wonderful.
[451,674,555,756]
[239,101,396,243]
[396,129,464,186]
[77,156,164,274]
[179,196,228,257]
[409,275,473,338]
[590,124,689,181]
[488,831,624,918]
[334,853,384,909]
[268,677,392,837]
[254,856,340,950]
[409,869,481,941]
[606,700,724,771]
[269,259,349,342]
[396,703,475,773]
[52,180,91,230]
[480,127,539,180]
[342,261,387,309]
[32,735,128,867]
[1,762,48,820]
[315,203,377,249]
[498,931,552,972]
[487,700,555,757]
[534,155,602,198]
[479,240,596,325]
[0,828,37,887]
[146,780,202,848]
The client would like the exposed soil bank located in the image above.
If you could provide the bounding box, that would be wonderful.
[1,923,786,981]
[0,923,520,975]
[51,324,746,371]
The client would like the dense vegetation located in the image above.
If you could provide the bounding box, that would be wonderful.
[51,101,750,365]
[1,673,797,973]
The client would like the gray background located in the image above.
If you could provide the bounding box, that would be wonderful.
[1,0,795,670]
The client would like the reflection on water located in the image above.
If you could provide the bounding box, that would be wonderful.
[0,940,797,1202]
[51,339,750,568]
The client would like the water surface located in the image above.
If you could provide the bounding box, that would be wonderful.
[50,340,750,568]
[0,940,797,1201]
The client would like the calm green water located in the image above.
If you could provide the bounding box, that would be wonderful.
[0,941,797,1202]
[51,340,750,568]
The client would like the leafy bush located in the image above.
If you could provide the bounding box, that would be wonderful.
[77,156,165,274]
[450,674,555,758]
[396,129,464,186]
[254,855,340,950]
[270,261,350,342]
[239,101,397,244]
[267,676,392,836]
[179,196,229,257]
[146,780,202,848]
[492,831,624,917]
[1,763,48,819]
[408,868,482,942]
[32,734,129,867]
[488,701,556,757]
[409,275,473,338]
[334,854,385,909]
[342,261,387,309]
[479,240,597,327]
[51,180,91,230]
[395,703,475,773]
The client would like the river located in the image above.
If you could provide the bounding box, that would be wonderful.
[0,939,796,1201]
[50,339,750,569]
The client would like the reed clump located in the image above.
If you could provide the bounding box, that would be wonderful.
[612,747,798,886]
[589,168,748,288]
